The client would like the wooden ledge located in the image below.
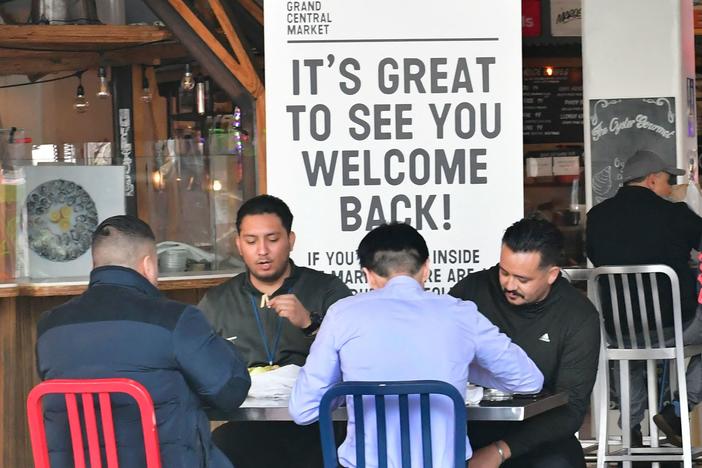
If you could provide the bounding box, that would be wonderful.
[0,272,237,297]
[0,283,19,297]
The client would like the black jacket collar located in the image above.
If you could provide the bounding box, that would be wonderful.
[89,265,161,298]
[243,260,301,297]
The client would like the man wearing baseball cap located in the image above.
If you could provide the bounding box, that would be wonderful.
[587,149,702,447]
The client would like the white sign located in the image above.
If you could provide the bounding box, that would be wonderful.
[551,0,582,37]
[265,0,523,294]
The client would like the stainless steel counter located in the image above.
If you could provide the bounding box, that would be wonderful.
[222,392,568,422]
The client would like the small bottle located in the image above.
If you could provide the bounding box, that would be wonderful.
[196,75,206,115]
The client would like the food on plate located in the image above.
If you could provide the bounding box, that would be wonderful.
[248,365,280,375]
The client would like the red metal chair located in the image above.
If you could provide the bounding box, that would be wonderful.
[27,378,162,468]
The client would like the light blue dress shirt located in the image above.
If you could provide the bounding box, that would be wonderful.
[289,275,544,467]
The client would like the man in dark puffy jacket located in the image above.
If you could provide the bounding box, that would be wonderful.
[36,215,251,468]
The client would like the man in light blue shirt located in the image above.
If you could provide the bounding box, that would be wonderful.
[289,222,544,467]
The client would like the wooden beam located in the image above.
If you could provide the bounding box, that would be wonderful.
[255,92,267,193]
[0,43,188,76]
[208,0,263,98]
[209,0,265,193]
[237,0,263,25]
[131,65,169,224]
[0,58,97,75]
[166,0,263,98]
[0,25,172,49]
[146,66,168,141]
[0,50,90,60]
[142,0,243,103]
[132,65,150,223]
[0,43,183,62]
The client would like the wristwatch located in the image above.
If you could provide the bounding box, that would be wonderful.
[302,313,322,336]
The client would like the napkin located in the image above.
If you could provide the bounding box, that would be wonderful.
[246,364,301,400]
[466,384,483,405]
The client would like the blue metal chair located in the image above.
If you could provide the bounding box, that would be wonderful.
[319,380,466,468]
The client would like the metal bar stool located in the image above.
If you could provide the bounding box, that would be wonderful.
[591,265,702,468]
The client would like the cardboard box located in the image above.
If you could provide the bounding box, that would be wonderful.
[526,157,553,177]
[553,155,580,175]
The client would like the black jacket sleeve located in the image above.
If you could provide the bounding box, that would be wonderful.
[320,276,353,317]
[502,309,601,457]
[173,306,251,417]
[196,288,228,337]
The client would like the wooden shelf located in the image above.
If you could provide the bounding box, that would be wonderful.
[0,25,172,49]
[0,25,188,75]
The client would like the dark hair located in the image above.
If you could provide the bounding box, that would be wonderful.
[91,215,155,249]
[502,217,564,268]
[236,195,293,233]
[357,222,429,277]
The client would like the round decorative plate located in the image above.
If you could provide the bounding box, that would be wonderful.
[26,179,98,262]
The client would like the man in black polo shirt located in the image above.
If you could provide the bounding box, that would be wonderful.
[199,194,352,468]
[586,149,702,446]
[451,218,600,468]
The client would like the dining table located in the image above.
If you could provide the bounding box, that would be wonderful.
[219,392,569,422]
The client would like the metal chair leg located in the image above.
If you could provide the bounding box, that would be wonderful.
[621,360,632,468]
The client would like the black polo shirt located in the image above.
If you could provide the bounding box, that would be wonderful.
[586,185,702,332]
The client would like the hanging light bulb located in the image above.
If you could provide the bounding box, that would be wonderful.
[73,73,89,113]
[96,66,110,99]
[180,63,195,91]
[140,67,153,103]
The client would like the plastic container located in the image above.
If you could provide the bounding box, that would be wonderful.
[159,248,188,273]
[0,129,32,167]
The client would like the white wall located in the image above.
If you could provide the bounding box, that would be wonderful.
[582,0,696,207]
[0,75,43,138]
[0,71,113,145]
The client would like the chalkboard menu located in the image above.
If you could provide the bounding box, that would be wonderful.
[589,97,677,205]
[523,66,583,144]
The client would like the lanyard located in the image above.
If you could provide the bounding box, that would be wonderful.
[249,295,283,365]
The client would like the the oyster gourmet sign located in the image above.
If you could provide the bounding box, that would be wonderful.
[265,0,523,293]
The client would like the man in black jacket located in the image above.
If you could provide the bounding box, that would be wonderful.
[586,149,702,445]
[198,194,352,468]
[450,218,600,468]
[36,215,250,468]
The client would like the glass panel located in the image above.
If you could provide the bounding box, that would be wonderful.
[145,141,249,275]
[0,126,254,280]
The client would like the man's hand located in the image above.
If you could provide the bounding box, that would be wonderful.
[268,294,312,329]
[468,441,510,468]
[670,183,688,202]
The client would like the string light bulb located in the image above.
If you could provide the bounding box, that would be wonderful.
[180,63,195,91]
[140,66,152,103]
[96,66,110,99]
[151,169,164,191]
[73,73,89,113]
